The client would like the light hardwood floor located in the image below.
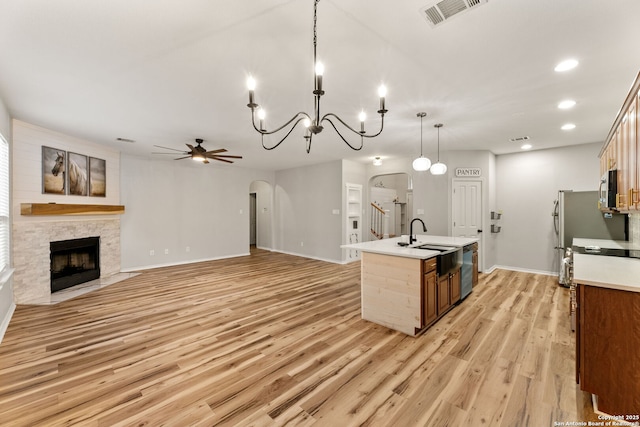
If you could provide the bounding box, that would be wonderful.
[0,248,597,426]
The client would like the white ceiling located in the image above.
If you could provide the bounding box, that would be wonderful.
[1,0,640,171]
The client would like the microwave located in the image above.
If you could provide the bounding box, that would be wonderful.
[599,169,618,209]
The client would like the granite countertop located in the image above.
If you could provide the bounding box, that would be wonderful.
[341,235,479,260]
[573,253,640,293]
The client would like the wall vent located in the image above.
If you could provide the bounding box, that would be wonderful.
[509,136,530,142]
[420,0,488,28]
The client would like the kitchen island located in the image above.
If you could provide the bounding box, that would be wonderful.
[572,242,640,417]
[342,235,478,336]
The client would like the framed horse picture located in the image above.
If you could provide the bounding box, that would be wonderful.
[67,152,88,196]
[89,157,106,197]
[42,146,66,195]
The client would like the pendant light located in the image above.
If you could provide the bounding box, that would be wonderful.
[430,123,447,175]
[412,112,431,171]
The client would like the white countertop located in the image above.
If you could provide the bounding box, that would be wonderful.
[572,238,640,250]
[341,235,479,260]
[573,253,640,293]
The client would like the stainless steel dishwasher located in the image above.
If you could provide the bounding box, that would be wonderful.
[461,245,473,299]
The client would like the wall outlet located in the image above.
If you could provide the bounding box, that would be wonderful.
[164,249,169,255]
[186,246,190,252]
[149,249,155,256]
[239,209,243,214]
[332,209,340,215]
[300,241,304,247]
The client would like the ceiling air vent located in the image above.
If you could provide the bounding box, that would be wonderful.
[420,0,488,28]
[509,136,530,142]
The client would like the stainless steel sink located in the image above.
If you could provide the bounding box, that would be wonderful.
[416,244,462,276]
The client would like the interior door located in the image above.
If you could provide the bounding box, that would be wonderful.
[452,179,482,270]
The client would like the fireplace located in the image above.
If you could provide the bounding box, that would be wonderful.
[50,237,100,292]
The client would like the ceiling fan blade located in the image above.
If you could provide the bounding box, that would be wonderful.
[186,144,195,151]
[153,145,187,153]
[174,156,191,160]
[152,152,188,155]
[207,154,243,159]
[211,157,234,164]
[204,148,227,155]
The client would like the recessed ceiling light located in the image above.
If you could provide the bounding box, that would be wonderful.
[558,100,576,109]
[554,59,579,72]
[373,156,382,166]
[521,143,532,150]
[561,123,576,130]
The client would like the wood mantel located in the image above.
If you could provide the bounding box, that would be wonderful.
[21,203,125,216]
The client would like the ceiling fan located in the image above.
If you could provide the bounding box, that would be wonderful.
[152,139,242,164]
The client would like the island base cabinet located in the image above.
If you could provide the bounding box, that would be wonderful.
[576,283,640,416]
[360,252,422,336]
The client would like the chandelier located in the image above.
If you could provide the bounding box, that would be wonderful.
[246,0,388,153]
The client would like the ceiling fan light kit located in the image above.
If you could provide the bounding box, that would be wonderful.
[153,139,242,165]
[245,0,387,153]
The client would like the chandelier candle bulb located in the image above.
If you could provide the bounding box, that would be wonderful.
[378,85,387,112]
[359,111,366,133]
[258,109,266,131]
[246,76,257,107]
[315,62,324,93]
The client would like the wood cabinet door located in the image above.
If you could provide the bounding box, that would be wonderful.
[450,269,461,304]
[437,275,450,314]
[423,271,437,326]
[614,124,627,209]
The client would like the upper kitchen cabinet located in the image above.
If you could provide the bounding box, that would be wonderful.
[599,71,640,212]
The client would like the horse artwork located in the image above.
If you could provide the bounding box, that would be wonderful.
[67,152,88,196]
[89,157,106,197]
[42,146,66,194]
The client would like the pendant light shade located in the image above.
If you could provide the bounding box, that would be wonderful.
[430,123,447,175]
[413,112,431,172]
[430,161,447,175]
[412,156,431,171]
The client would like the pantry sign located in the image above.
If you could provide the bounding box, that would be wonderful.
[455,167,482,177]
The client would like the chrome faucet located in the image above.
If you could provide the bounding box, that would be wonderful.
[409,218,427,244]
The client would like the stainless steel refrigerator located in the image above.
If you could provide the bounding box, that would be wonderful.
[553,190,626,285]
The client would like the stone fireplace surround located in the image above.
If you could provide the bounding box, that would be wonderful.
[12,218,121,304]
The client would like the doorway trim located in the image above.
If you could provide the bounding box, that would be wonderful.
[451,178,484,272]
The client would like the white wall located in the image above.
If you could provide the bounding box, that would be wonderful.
[274,160,343,262]
[120,154,274,270]
[0,95,13,342]
[495,142,602,274]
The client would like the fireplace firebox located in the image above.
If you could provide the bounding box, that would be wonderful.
[50,237,100,292]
